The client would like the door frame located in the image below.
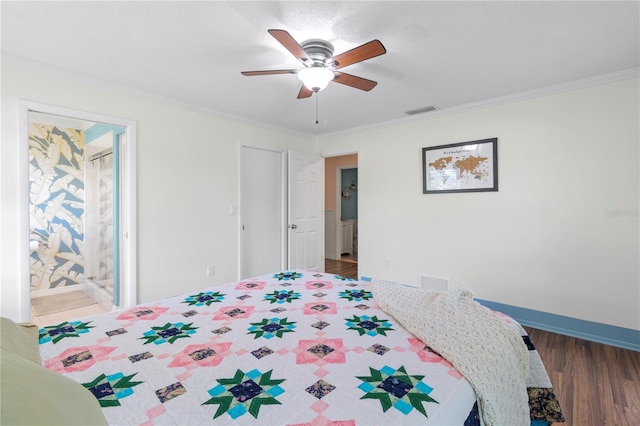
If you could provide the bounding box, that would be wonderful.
[17,100,137,322]
[238,142,287,279]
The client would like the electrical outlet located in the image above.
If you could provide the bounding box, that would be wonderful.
[206,265,215,277]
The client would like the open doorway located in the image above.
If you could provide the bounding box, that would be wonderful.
[324,154,358,279]
[20,101,137,325]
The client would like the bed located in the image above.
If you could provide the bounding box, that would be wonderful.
[3,270,564,425]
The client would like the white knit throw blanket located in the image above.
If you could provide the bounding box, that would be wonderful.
[372,280,530,426]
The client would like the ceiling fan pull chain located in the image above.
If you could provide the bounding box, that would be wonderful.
[315,91,319,124]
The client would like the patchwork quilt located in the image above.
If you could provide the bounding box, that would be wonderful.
[38,271,563,425]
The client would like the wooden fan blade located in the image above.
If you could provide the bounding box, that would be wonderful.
[297,85,313,99]
[268,29,312,64]
[329,40,386,70]
[241,69,297,76]
[332,71,378,91]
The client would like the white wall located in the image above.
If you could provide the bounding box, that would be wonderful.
[319,78,639,331]
[1,63,315,321]
[3,63,638,332]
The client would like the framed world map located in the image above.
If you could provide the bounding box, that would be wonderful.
[422,138,498,193]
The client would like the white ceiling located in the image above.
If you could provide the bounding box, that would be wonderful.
[2,1,638,137]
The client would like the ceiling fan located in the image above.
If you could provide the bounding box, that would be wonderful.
[242,29,386,99]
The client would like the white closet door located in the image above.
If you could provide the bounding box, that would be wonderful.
[240,145,284,279]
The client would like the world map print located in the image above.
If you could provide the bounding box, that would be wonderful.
[428,155,489,184]
[423,139,497,192]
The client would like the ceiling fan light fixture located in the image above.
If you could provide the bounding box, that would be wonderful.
[297,67,334,92]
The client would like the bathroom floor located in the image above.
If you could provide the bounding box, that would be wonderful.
[30,290,110,327]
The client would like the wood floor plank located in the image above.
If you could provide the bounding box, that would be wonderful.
[525,326,640,426]
[325,258,358,280]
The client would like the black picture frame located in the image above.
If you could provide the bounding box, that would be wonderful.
[422,138,498,194]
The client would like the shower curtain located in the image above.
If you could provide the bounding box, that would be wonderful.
[88,151,115,292]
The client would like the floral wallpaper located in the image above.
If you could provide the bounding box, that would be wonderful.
[29,123,85,291]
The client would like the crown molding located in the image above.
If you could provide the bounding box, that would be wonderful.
[1,53,314,140]
[316,67,640,141]
[4,54,636,142]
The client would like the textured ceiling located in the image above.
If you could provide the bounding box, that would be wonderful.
[2,1,638,136]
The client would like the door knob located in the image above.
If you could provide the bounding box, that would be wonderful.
[289,224,298,229]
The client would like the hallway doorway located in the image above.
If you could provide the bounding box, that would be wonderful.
[323,154,358,279]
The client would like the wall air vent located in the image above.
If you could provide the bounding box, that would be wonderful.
[405,105,438,116]
[420,274,448,291]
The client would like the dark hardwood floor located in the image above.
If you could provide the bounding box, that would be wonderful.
[325,259,640,425]
[325,258,358,280]
[525,327,640,425]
